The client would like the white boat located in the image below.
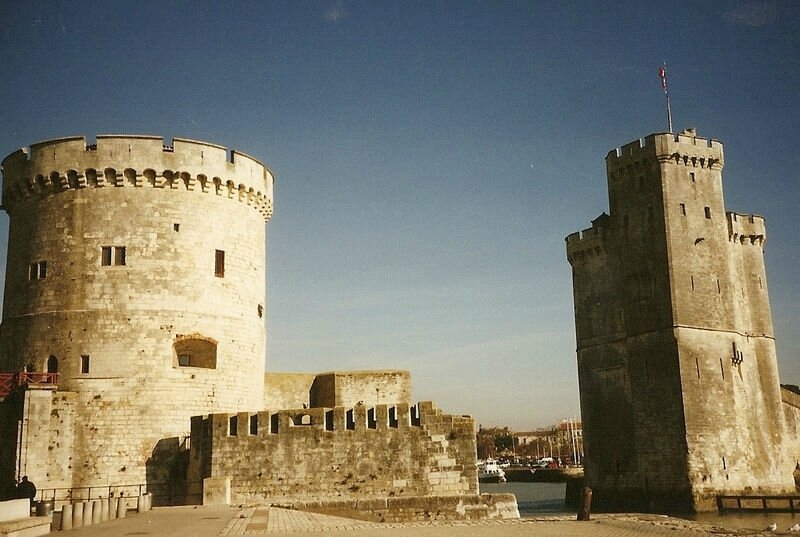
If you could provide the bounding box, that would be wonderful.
[477,458,507,483]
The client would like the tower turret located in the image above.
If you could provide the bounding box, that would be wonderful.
[567,129,791,512]
[0,135,274,490]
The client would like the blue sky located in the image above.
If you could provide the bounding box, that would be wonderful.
[0,1,798,429]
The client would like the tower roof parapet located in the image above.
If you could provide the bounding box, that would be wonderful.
[1,135,275,221]
[565,214,608,265]
[605,129,724,171]
[727,212,766,247]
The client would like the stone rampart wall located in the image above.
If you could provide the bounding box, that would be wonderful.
[189,401,477,505]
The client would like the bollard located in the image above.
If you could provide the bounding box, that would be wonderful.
[109,498,118,520]
[92,500,102,524]
[83,500,93,525]
[72,501,84,529]
[61,504,73,531]
[577,486,593,521]
[100,497,109,521]
[117,497,127,518]
[137,492,146,513]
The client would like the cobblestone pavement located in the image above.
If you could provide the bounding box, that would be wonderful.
[219,507,786,536]
[58,505,792,537]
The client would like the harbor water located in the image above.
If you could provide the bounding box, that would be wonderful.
[480,482,570,516]
[481,482,800,532]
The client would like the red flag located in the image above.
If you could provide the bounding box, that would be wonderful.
[659,66,667,91]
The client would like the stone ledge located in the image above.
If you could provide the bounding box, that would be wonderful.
[272,493,519,523]
[0,516,51,537]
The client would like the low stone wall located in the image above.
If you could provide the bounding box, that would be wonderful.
[275,493,519,522]
[190,401,478,505]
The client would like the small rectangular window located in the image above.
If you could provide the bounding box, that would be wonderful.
[680,203,686,216]
[249,414,258,435]
[102,246,126,266]
[229,415,238,436]
[690,172,696,182]
[215,250,225,278]
[704,207,712,219]
[80,355,90,374]
[178,354,191,367]
[28,261,47,280]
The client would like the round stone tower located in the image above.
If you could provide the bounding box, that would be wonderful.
[0,135,273,490]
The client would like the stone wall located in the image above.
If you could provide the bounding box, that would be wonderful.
[310,370,411,408]
[263,373,316,409]
[781,386,800,466]
[188,401,477,505]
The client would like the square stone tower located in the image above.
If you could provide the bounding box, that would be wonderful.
[566,129,794,512]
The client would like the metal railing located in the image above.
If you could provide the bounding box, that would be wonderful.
[37,481,203,509]
[0,371,59,397]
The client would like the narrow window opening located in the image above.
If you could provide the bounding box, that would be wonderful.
[292,414,311,426]
[680,203,686,216]
[695,357,700,379]
[215,250,225,278]
[690,172,695,182]
[691,275,695,291]
[29,261,47,280]
[388,406,399,428]
[257,304,264,318]
[722,456,727,470]
[101,246,126,266]
[720,358,725,380]
[758,277,763,289]
[270,413,279,434]
[367,408,377,429]
[717,278,721,294]
[80,355,90,374]
[229,415,238,436]
[325,410,334,431]
[173,223,180,232]
[410,405,421,426]
[704,207,712,219]
[249,414,258,435]
[345,409,355,430]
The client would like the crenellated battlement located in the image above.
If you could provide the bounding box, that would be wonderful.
[203,401,449,438]
[1,135,274,221]
[566,214,608,265]
[727,212,766,247]
[190,400,479,504]
[606,129,724,172]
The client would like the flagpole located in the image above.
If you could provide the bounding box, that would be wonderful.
[660,62,673,133]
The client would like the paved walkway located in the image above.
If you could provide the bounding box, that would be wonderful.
[56,505,786,536]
